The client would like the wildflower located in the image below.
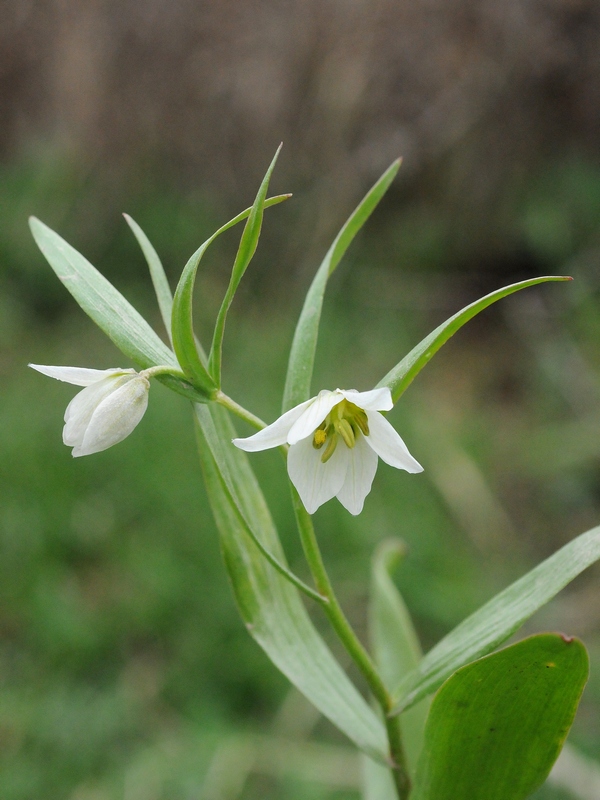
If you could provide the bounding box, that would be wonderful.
[233,388,423,515]
[29,365,150,457]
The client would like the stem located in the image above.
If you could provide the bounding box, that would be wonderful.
[216,391,267,431]
[292,490,411,798]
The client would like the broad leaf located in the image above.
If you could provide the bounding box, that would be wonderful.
[282,160,401,413]
[392,524,600,714]
[171,193,289,395]
[411,634,589,800]
[124,214,174,343]
[369,540,429,775]
[208,146,283,385]
[194,402,390,764]
[377,276,571,403]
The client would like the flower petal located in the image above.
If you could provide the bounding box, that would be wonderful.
[75,376,149,456]
[335,434,379,515]
[287,390,344,445]
[232,398,314,452]
[29,364,133,387]
[340,387,393,412]
[365,411,423,472]
[63,376,133,447]
[287,435,349,514]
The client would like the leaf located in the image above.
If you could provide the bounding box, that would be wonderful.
[410,634,589,800]
[29,217,178,370]
[29,217,212,405]
[282,160,401,413]
[171,192,290,395]
[392,524,600,714]
[376,276,572,403]
[361,755,399,800]
[193,402,390,764]
[123,214,174,343]
[369,540,429,776]
[208,145,283,385]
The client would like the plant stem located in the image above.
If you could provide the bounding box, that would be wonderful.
[215,391,267,431]
[291,490,411,798]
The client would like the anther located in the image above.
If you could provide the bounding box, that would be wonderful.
[321,433,338,462]
[336,418,356,449]
[313,429,327,449]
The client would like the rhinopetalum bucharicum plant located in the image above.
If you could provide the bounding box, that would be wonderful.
[29,148,600,800]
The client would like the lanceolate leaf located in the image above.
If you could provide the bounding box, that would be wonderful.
[29,217,211,405]
[369,540,429,776]
[171,193,290,396]
[29,217,178,370]
[282,160,401,413]
[208,146,283,385]
[194,402,390,764]
[124,214,174,343]
[377,276,572,403]
[411,634,589,800]
[392,524,600,714]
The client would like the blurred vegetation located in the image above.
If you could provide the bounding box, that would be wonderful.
[2,0,600,796]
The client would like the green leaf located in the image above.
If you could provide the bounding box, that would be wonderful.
[361,755,398,800]
[392,524,600,714]
[123,214,174,343]
[377,276,572,403]
[171,192,289,396]
[29,217,178,370]
[193,402,390,764]
[369,540,429,776]
[29,217,211,405]
[282,160,401,413]
[208,146,283,385]
[411,634,589,800]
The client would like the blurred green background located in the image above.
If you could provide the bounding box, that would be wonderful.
[2,2,600,798]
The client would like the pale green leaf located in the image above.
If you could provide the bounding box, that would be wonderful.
[171,193,290,396]
[377,276,572,403]
[369,540,429,776]
[392,524,600,714]
[194,402,390,764]
[208,146,283,385]
[282,160,401,413]
[123,214,174,342]
[411,634,589,800]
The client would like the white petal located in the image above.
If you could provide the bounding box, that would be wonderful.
[233,398,314,452]
[340,387,393,412]
[287,390,344,445]
[63,377,132,447]
[74,376,149,456]
[336,435,379,515]
[365,411,423,473]
[287,435,349,514]
[29,364,133,387]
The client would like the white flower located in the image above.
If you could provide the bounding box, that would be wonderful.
[29,365,150,457]
[233,387,423,515]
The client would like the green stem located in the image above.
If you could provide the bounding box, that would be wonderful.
[216,391,268,431]
[291,490,411,798]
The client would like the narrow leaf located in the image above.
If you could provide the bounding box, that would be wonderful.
[411,634,589,800]
[361,756,398,800]
[370,540,429,775]
[171,193,290,395]
[392,524,600,714]
[194,402,390,764]
[124,214,174,343]
[209,145,283,385]
[282,160,401,413]
[377,276,572,403]
[29,217,178,370]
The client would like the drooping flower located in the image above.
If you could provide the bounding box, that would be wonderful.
[29,365,150,457]
[233,387,423,515]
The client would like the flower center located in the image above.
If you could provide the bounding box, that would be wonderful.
[312,399,370,462]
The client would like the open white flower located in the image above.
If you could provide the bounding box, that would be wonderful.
[29,365,150,457]
[233,387,423,515]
